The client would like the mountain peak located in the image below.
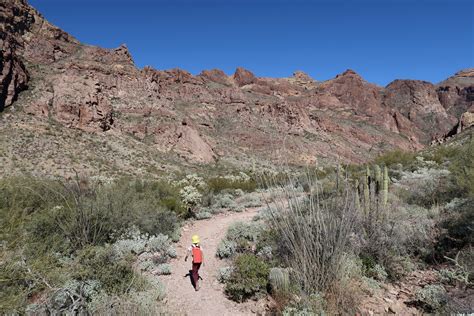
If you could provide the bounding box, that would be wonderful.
[336,69,361,79]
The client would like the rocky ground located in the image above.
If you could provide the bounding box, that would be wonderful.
[1,0,473,178]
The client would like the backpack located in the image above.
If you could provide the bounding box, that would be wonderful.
[192,246,202,263]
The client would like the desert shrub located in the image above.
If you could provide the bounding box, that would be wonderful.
[423,145,461,164]
[73,245,137,294]
[216,239,237,258]
[357,200,436,278]
[449,137,474,197]
[148,234,174,255]
[217,266,234,283]
[88,278,166,314]
[112,229,174,259]
[233,189,245,197]
[438,267,470,287]
[257,246,273,261]
[113,237,147,257]
[282,293,327,315]
[435,198,474,258]
[179,185,202,210]
[384,255,416,279]
[225,254,269,302]
[239,193,263,208]
[361,276,381,294]
[438,250,472,287]
[414,284,448,312]
[155,264,172,275]
[374,149,416,168]
[226,221,262,242]
[230,205,245,212]
[395,167,457,207]
[212,193,237,209]
[216,221,264,256]
[0,256,39,312]
[207,176,257,193]
[267,184,357,293]
[195,211,212,220]
[361,263,388,282]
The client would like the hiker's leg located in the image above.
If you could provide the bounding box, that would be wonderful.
[192,263,199,286]
[196,262,201,279]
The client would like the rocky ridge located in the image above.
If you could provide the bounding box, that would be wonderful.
[0,0,473,176]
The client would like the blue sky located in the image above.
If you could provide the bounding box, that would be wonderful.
[29,0,473,86]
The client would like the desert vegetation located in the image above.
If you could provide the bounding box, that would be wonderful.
[0,171,260,314]
[1,133,472,314]
[216,134,473,314]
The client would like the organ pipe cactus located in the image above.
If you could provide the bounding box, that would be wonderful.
[374,164,382,194]
[382,165,389,207]
[355,179,360,211]
[364,166,370,214]
[357,164,389,212]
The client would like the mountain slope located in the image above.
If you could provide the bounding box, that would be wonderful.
[1,0,473,178]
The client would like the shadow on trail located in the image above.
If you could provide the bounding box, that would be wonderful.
[184,270,202,289]
[184,270,203,290]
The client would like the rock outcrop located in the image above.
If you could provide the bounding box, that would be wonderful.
[384,80,457,142]
[233,67,256,87]
[0,37,28,110]
[458,111,474,132]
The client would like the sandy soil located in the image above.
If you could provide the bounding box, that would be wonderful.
[160,207,262,315]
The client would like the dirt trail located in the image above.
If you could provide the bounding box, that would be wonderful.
[160,207,261,316]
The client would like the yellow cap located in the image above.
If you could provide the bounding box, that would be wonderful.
[192,235,200,244]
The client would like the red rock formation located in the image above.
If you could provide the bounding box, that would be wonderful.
[384,80,457,142]
[0,37,28,110]
[199,69,230,85]
[1,0,472,166]
[233,67,256,86]
[437,69,474,117]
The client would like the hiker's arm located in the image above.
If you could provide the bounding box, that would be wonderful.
[184,248,190,261]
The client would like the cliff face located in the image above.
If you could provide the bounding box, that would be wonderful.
[1,0,473,170]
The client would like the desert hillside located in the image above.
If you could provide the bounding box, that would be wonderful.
[1,0,473,178]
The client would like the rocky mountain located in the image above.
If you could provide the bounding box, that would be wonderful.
[1,0,473,177]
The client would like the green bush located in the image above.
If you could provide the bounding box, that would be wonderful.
[216,239,237,258]
[216,222,264,258]
[374,149,416,168]
[225,254,269,302]
[414,284,448,312]
[73,245,137,294]
[435,198,474,258]
[207,177,257,193]
[282,293,327,315]
[217,266,234,283]
[423,145,461,164]
[449,137,474,197]
[226,221,262,243]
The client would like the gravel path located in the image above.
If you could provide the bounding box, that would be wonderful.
[160,207,262,315]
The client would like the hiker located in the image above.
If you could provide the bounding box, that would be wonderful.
[185,234,204,291]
